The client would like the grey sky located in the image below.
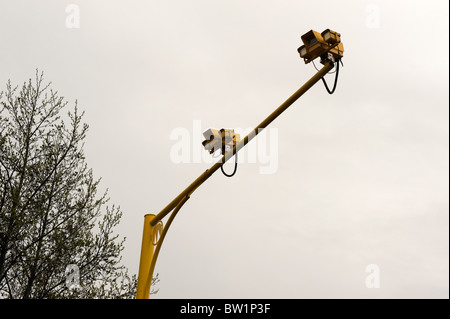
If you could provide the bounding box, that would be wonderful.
[0,0,448,298]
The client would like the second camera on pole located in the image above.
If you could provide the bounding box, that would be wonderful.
[202,128,241,156]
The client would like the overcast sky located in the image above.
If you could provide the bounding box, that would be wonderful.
[0,0,448,298]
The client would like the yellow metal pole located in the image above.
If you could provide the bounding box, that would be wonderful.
[150,60,334,227]
[136,60,334,298]
[143,196,190,297]
[136,214,155,299]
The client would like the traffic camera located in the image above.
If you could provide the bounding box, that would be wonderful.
[202,128,241,155]
[297,29,344,64]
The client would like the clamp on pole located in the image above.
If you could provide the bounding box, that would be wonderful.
[136,195,190,299]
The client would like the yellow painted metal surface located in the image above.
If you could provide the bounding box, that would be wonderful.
[136,52,338,298]
[136,214,155,299]
[149,60,334,228]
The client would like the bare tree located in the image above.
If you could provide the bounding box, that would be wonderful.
[0,71,142,298]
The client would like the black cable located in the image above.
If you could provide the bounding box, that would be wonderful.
[321,59,340,94]
[221,151,238,177]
